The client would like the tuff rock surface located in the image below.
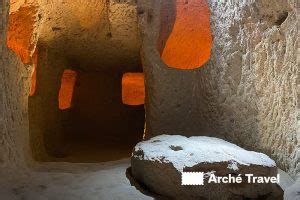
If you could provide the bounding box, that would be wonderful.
[138,0,299,177]
[0,1,298,199]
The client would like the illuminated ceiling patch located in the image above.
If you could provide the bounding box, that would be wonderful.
[160,0,212,70]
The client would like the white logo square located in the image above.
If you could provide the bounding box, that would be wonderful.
[181,172,204,185]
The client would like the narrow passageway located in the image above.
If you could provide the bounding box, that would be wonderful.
[5,0,145,162]
[28,55,145,162]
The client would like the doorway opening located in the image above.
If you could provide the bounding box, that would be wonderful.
[28,51,145,163]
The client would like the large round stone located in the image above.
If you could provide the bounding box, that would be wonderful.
[130,135,283,200]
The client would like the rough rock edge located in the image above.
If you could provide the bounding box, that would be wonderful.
[133,135,276,172]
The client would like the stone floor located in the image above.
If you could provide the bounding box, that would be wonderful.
[0,158,297,200]
[0,159,152,200]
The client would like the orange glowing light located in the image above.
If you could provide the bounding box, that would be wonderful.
[122,73,145,106]
[160,0,212,70]
[7,6,38,64]
[58,70,77,110]
[29,51,38,96]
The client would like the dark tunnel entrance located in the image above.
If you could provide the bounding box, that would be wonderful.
[28,49,145,163]
[63,69,145,162]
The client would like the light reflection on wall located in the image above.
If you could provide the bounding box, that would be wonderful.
[122,73,145,106]
[59,69,77,110]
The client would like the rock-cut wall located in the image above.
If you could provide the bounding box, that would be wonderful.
[203,0,299,177]
[0,0,298,179]
[0,0,33,172]
[138,0,299,177]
